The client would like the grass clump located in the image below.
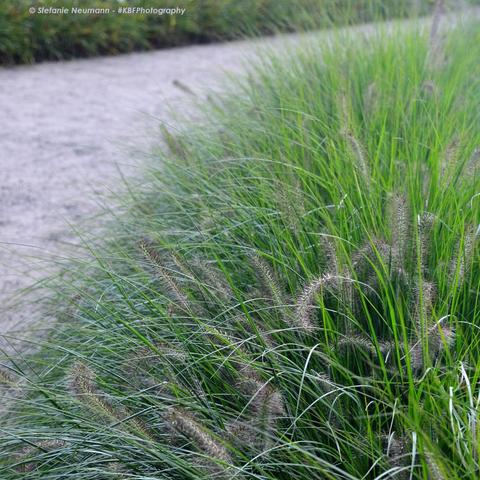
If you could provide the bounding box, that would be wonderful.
[1,9,480,480]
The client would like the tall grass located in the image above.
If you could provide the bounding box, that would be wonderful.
[1,9,480,480]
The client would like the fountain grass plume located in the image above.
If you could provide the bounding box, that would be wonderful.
[295,273,338,332]
[0,367,17,388]
[165,407,232,466]
[15,440,67,474]
[250,252,285,307]
[139,238,191,311]
[69,361,153,440]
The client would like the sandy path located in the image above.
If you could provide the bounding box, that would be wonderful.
[0,38,260,343]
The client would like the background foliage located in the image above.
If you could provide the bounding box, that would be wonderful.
[1,0,476,64]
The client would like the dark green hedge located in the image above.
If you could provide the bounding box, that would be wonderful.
[0,0,477,64]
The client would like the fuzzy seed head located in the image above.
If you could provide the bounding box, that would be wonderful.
[295,273,337,332]
[389,193,410,266]
[166,408,231,464]
[316,372,336,394]
[363,82,378,117]
[16,440,66,473]
[441,138,460,182]
[69,361,96,397]
[191,257,233,302]
[425,449,446,480]
[418,212,436,275]
[337,334,393,360]
[250,253,285,307]
[430,323,456,357]
[409,342,424,372]
[0,368,16,388]
[160,125,187,159]
[139,239,190,310]
[68,361,148,435]
[385,434,407,462]
[465,147,480,179]
[266,389,285,417]
[344,131,371,187]
[439,325,455,348]
[320,236,339,276]
[421,80,439,97]
[413,281,436,336]
[383,433,409,479]
[226,420,256,446]
[460,225,477,283]
[352,238,391,273]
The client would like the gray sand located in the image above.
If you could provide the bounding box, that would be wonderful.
[0,38,258,344]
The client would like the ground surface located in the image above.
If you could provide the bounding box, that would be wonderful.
[0,37,260,346]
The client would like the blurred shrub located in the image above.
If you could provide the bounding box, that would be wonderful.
[0,0,478,64]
